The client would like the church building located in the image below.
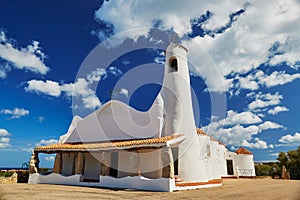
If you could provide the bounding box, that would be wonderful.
[28,43,255,192]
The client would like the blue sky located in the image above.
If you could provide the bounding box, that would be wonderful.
[0,0,300,167]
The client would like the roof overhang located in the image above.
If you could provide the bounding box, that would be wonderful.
[34,134,185,154]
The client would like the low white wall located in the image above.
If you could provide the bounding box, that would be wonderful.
[99,176,175,192]
[28,173,175,192]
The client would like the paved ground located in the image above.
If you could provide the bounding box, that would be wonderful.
[0,179,300,200]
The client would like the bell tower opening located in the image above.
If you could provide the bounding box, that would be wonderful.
[169,57,178,72]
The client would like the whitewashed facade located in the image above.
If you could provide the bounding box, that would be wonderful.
[28,43,255,192]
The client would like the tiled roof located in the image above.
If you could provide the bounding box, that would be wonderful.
[235,147,253,155]
[34,134,184,152]
[196,128,207,135]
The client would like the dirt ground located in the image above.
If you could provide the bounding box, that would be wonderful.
[0,179,299,200]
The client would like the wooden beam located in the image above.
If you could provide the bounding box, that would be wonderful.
[52,153,62,174]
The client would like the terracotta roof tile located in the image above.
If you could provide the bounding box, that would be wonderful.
[196,128,207,136]
[235,147,253,155]
[34,134,183,152]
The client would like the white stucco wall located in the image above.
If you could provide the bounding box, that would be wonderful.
[161,43,207,183]
[234,154,256,176]
[61,99,164,144]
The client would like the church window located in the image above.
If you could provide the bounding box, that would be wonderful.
[169,57,178,72]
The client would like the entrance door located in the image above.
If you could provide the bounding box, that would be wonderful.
[226,159,234,175]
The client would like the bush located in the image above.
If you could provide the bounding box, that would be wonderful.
[0,171,14,177]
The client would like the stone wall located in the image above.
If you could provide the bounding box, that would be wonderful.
[0,172,18,184]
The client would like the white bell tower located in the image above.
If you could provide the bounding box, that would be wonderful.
[160,42,208,182]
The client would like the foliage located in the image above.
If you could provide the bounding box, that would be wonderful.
[0,171,14,177]
[255,162,280,177]
[277,146,300,180]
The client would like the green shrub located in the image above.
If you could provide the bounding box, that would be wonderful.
[0,171,14,177]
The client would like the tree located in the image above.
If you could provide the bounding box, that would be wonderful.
[277,146,300,180]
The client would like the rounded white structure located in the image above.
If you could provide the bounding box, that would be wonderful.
[161,43,207,182]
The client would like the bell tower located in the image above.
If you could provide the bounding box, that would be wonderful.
[160,42,208,182]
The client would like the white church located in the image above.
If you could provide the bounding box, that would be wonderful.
[28,43,255,192]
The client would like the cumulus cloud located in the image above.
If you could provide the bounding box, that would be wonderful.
[258,121,283,132]
[0,128,10,136]
[241,138,271,149]
[257,71,300,88]
[25,67,123,109]
[202,109,283,148]
[111,88,129,98]
[248,92,283,111]
[35,139,58,147]
[0,137,10,148]
[279,132,300,144]
[0,128,11,148]
[0,31,49,75]
[0,107,29,119]
[25,80,61,97]
[268,106,289,115]
[94,0,300,92]
[45,156,55,162]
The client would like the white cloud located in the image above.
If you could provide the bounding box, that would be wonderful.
[0,128,10,136]
[258,71,300,88]
[268,106,289,115]
[0,107,29,119]
[45,156,55,162]
[86,67,106,83]
[25,67,123,109]
[25,78,100,109]
[111,88,129,98]
[225,110,262,125]
[0,137,10,148]
[258,121,283,132]
[25,80,61,97]
[0,31,49,75]
[94,0,300,92]
[279,132,300,144]
[241,138,269,149]
[202,110,283,148]
[0,129,11,148]
[38,116,45,122]
[248,92,282,111]
[35,139,58,147]
[0,63,11,79]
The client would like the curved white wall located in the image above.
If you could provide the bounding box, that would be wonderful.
[62,99,164,143]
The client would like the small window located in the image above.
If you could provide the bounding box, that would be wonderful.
[169,57,178,72]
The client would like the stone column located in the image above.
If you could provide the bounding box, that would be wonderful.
[100,151,111,176]
[161,148,175,179]
[53,152,62,174]
[74,152,85,175]
[29,152,39,174]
